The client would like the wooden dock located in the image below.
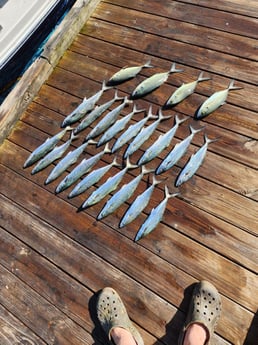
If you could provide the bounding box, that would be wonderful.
[0,1,257,344]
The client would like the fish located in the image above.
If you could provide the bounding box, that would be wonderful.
[45,139,96,185]
[134,185,178,241]
[131,62,183,99]
[85,97,132,141]
[23,126,73,168]
[119,175,161,228]
[124,108,172,159]
[111,106,157,153]
[61,81,110,128]
[68,156,119,199]
[107,60,153,86]
[97,165,153,220]
[31,131,77,175]
[175,134,218,187]
[97,104,145,147]
[55,143,111,194]
[73,90,123,135]
[137,114,188,166]
[80,158,137,210]
[195,80,243,119]
[155,125,204,175]
[165,72,211,107]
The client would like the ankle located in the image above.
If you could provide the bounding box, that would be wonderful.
[183,323,208,345]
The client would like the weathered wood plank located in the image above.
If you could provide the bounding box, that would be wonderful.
[0,304,47,345]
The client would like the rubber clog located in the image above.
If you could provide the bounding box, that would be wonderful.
[178,280,222,345]
[97,287,144,345]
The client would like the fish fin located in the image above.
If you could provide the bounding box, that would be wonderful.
[228,80,243,91]
[158,108,173,121]
[170,62,184,74]
[87,139,98,145]
[197,71,211,82]
[144,59,154,68]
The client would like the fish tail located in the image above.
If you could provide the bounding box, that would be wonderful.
[112,156,121,167]
[170,62,184,74]
[152,174,163,186]
[124,96,133,106]
[133,104,146,114]
[175,114,189,125]
[103,142,112,154]
[190,124,205,135]
[158,108,173,121]
[144,59,154,68]
[147,105,158,120]
[125,156,138,170]
[228,80,243,91]
[114,89,124,101]
[101,80,112,91]
[141,165,155,175]
[204,134,220,145]
[197,71,211,83]
[165,185,180,199]
[65,125,74,132]
[70,131,79,141]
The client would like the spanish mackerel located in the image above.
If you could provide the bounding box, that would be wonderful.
[31,131,77,175]
[97,104,145,147]
[175,135,218,187]
[107,60,153,86]
[165,72,211,107]
[124,108,172,159]
[45,139,96,185]
[80,158,137,209]
[134,185,178,241]
[55,143,111,194]
[61,81,110,128]
[137,114,188,166]
[85,97,132,141]
[131,62,183,99]
[195,80,242,119]
[97,165,153,220]
[111,106,157,153]
[155,125,204,175]
[23,126,73,168]
[119,175,161,228]
[68,156,119,199]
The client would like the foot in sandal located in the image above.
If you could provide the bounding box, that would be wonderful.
[179,280,222,345]
[97,287,144,345]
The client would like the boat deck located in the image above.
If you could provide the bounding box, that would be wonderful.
[0,1,257,344]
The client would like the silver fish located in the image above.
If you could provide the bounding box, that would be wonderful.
[131,62,183,99]
[165,72,211,107]
[61,81,110,128]
[31,131,77,175]
[45,139,96,185]
[155,125,204,175]
[134,185,178,241]
[55,143,111,194]
[124,108,172,159]
[73,90,123,135]
[97,104,145,147]
[138,114,188,166]
[195,80,242,119]
[111,106,157,153]
[97,165,153,220]
[107,60,153,86]
[85,97,132,141]
[119,175,161,228]
[80,158,137,209]
[68,156,119,199]
[175,135,218,187]
[23,126,73,168]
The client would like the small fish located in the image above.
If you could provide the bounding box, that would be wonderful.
[68,156,119,199]
[61,81,110,128]
[73,90,123,135]
[155,125,204,175]
[23,126,73,168]
[124,108,172,159]
[134,185,178,241]
[85,97,132,141]
[165,72,211,107]
[138,114,188,166]
[175,134,218,187]
[97,104,145,147]
[97,165,153,220]
[107,60,153,86]
[195,80,242,119]
[80,158,137,209]
[131,62,183,99]
[119,175,161,228]
[55,143,111,194]
[31,131,77,175]
[45,139,96,185]
[111,106,157,153]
